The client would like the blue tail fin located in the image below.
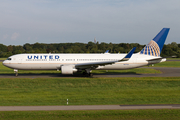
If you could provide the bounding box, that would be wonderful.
[139,28,170,57]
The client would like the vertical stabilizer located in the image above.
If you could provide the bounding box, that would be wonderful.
[139,28,170,57]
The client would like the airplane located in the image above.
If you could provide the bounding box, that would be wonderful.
[3,28,170,77]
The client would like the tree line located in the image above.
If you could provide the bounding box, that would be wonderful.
[0,42,180,58]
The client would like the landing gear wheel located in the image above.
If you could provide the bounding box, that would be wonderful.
[15,72,18,77]
[89,73,93,77]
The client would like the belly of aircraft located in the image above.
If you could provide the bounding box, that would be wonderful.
[6,63,61,70]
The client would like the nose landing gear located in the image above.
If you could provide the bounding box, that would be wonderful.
[14,69,18,77]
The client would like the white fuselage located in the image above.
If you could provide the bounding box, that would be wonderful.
[2,53,164,71]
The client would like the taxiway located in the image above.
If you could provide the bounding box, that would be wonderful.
[0,104,180,111]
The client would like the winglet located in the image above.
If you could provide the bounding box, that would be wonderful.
[119,47,136,61]
[104,50,109,53]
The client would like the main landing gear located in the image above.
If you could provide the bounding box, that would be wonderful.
[83,69,93,77]
[89,73,93,77]
[83,72,93,77]
[14,69,18,77]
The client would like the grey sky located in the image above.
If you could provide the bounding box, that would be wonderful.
[1,0,180,45]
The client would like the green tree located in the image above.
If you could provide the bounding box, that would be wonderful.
[0,44,7,52]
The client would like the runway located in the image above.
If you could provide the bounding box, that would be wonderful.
[0,104,180,111]
[0,67,180,78]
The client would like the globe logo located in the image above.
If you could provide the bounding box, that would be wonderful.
[140,40,160,57]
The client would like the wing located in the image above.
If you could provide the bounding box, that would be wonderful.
[75,47,136,69]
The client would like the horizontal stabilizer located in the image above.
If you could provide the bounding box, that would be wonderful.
[146,57,166,62]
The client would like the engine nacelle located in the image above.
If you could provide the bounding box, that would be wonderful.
[61,65,77,74]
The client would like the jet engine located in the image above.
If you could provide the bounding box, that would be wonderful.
[61,65,77,74]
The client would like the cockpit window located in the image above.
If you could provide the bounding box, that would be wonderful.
[6,58,12,60]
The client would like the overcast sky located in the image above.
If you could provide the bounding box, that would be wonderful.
[1,0,180,46]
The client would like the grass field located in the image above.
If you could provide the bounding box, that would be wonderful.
[149,61,180,67]
[0,59,180,119]
[0,77,180,106]
[167,58,180,60]
[0,58,6,60]
[0,109,180,120]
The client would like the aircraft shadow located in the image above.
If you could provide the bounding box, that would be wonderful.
[0,72,141,78]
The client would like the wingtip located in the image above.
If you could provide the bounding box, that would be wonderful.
[125,47,136,59]
[119,47,136,61]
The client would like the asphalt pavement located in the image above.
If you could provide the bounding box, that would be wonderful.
[0,104,180,111]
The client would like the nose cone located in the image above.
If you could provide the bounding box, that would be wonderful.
[2,60,5,65]
[2,60,8,67]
